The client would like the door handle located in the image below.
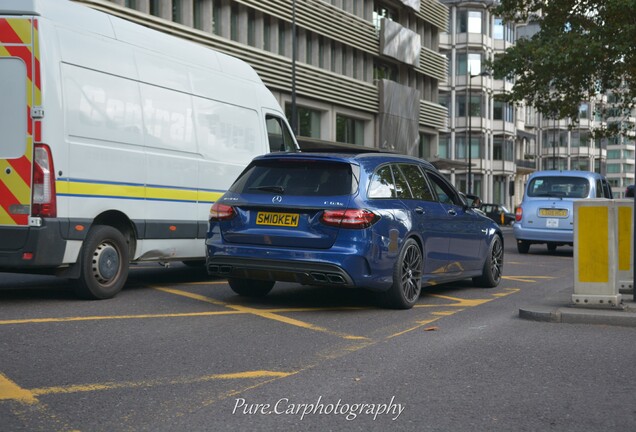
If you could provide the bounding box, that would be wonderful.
[447,209,457,216]
[415,207,425,214]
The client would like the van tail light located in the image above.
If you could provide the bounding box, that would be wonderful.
[32,144,57,218]
[515,206,523,222]
[210,202,235,220]
[321,209,380,229]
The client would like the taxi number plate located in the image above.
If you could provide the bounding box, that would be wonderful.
[256,212,299,227]
[539,208,568,217]
[546,218,559,228]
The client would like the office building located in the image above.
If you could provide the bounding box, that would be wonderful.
[77,0,449,157]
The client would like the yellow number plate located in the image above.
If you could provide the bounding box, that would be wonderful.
[539,208,568,217]
[256,212,299,227]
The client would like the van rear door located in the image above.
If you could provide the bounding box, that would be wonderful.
[0,17,38,226]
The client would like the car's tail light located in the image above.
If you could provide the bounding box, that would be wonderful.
[210,202,235,220]
[321,209,379,229]
[515,206,523,222]
[32,144,57,218]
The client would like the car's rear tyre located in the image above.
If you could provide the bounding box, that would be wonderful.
[75,225,129,300]
[473,235,503,288]
[547,243,557,252]
[228,278,275,297]
[517,240,530,254]
[382,238,422,309]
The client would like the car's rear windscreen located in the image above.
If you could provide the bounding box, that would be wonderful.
[527,176,590,198]
[230,160,356,196]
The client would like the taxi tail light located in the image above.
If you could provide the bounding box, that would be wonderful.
[515,206,523,222]
[210,202,235,221]
[321,209,379,229]
[32,144,57,218]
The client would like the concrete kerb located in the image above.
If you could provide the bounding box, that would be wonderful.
[519,293,636,328]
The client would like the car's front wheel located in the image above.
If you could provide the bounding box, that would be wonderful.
[473,235,503,288]
[382,238,422,309]
[228,278,275,297]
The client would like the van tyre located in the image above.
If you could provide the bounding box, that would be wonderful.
[228,278,275,297]
[382,238,422,309]
[75,226,129,300]
[473,235,503,288]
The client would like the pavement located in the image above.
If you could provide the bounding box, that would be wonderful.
[519,288,636,327]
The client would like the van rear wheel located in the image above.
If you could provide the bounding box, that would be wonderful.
[75,226,129,300]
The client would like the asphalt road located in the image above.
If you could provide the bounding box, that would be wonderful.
[1,228,635,431]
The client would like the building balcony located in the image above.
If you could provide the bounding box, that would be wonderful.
[491,160,517,174]
[515,158,537,173]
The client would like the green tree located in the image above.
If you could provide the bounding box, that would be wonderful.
[491,0,636,130]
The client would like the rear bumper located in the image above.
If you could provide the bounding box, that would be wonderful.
[513,224,573,244]
[207,256,356,287]
[0,219,68,271]
[205,238,393,291]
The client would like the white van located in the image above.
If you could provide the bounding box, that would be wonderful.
[0,0,298,299]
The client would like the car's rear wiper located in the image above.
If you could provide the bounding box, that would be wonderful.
[534,193,564,200]
[249,185,285,193]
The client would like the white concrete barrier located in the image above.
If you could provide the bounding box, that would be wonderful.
[572,199,633,308]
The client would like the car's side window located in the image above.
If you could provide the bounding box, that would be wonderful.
[595,179,604,198]
[426,170,461,205]
[602,179,613,198]
[391,164,413,199]
[397,164,434,201]
[368,165,396,199]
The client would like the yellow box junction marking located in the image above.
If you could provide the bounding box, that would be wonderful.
[502,275,555,283]
[30,370,295,397]
[155,287,370,341]
[387,318,441,338]
[0,370,294,404]
[0,283,521,416]
[0,373,37,404]
[424,294,492,307]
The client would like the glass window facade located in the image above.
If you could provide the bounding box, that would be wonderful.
[494,101,514,122]
[374,61,398,82]
[458,10,483,34]
[493,18,514,42]
[457,53,482,76]
[150,0,160,17]
[286,105,322,139]
[439,134,449,158]
[456,135,482,159]
[230,3,239,41]
[373,2,397,33]
[493,137,514,161]
[336,114,365,145]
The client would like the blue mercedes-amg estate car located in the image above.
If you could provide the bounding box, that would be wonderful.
[206,152,503,309]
